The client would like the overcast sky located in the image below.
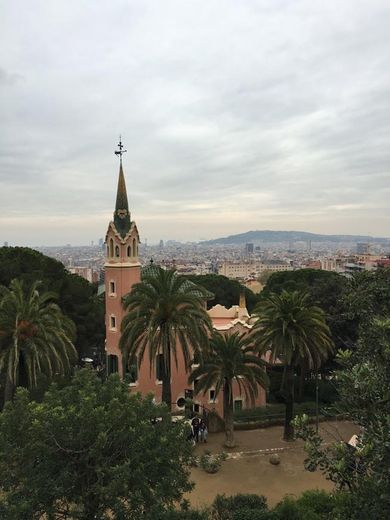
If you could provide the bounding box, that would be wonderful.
[1,0,389,246]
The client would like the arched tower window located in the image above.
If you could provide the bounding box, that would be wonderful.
[115,245,120,257]
[133,238,137,257]
[109,238,114,258]
[127,245,131,257]
[106,245,109,257]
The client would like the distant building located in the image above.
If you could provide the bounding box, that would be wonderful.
[98,238,104,247]
[356,242,370,254]
[3,241,8,247]
[245,243,254,255]
[219,260,292,279]
[68,266,99,283]
[159,239,164,249]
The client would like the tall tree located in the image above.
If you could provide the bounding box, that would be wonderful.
[0,246,105,360]
[0,279,77,405]
[252,290,333,440]
[0,369,194,519]
[189,331,269,447]
[120,267,212,411]
[294,318,390,519]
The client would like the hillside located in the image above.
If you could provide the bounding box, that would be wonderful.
[202,230,389,245]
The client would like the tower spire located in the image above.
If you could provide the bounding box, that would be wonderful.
[113,137,131,238]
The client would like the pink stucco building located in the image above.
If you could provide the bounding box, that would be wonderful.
[105,151,266,416]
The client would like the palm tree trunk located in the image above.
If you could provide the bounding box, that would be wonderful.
[280,365,287,392]
[284,364,295,441]
[161,345,172,412]
[223,381,235,448]
[298,365,305,402]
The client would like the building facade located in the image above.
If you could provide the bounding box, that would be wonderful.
[105,155,266,415]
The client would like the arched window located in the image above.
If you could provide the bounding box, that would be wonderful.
[109,238,114,257]
[106,246,109,257]
[115,245,120,257]
[133,238,137,257]
[127,245,131,257]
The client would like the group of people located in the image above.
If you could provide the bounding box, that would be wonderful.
[190,415,208,443]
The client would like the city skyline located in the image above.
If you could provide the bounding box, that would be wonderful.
[1,1,390,246]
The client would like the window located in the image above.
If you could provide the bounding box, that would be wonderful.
[115,245,120,257]
[109,238,114,257]
[109,281,115,294]
[209,389,216,402]
[133,238,137,257]
[107,354,118,375]
[110,315,116,329]
[176,397,186,408]
[194,404,200,414]
[234,399,243,412]
[127,245,131,257]
[156,353,165,381]
[124,356,138,384]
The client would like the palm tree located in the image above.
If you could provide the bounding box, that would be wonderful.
[189,331,269,448]
[120,267,213,411]
[252,290,333,441]
[0,279,77,405]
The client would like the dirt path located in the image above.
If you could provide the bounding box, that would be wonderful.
[188,420,359,508]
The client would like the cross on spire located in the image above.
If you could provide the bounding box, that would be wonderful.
[114,135,127,163]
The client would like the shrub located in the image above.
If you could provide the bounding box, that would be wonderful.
[199,452,227,474]
[211,493,268,520]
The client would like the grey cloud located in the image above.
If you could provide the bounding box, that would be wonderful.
[0,0,390,244]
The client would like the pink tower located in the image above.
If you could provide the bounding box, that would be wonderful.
[105,139,140,376]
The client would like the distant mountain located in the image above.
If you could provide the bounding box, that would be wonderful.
[202,230,390,245]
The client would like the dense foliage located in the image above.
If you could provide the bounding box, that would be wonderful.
[0,279,77,405]
[0,247,105,360]
[253,290,333,440]
[153,490,357,519]
[0,369,194,519]
[294,318,390,519]
[185,274,260,312]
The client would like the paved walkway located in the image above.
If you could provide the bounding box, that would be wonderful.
[189,420,359,508]
[194,419,358,455]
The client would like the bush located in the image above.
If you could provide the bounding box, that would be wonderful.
[199,452,227,474]
[234,402,318,423]
[211,494,268,520]
[155,510,208,520]
[296,490,335,516]
[273,491,338,520]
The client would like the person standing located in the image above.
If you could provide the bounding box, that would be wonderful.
[191,416,200,443]
[199,418,208,443]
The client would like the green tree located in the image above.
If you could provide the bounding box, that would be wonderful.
[189,332,268,447]
[252,290,333,440]
[0,279,77,405]
[0,246,105,360]
[120,267,212,411]
[0,369,194,519]
[294,318,390,518]
[185,274,260,312]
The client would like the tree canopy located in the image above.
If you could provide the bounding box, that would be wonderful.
[294,317,390,519]
[0,279,77,404]
[185,274,260,312]
[0,247,105,359]
[0,369,194,519]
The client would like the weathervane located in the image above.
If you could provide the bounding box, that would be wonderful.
[114,135,127,163]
